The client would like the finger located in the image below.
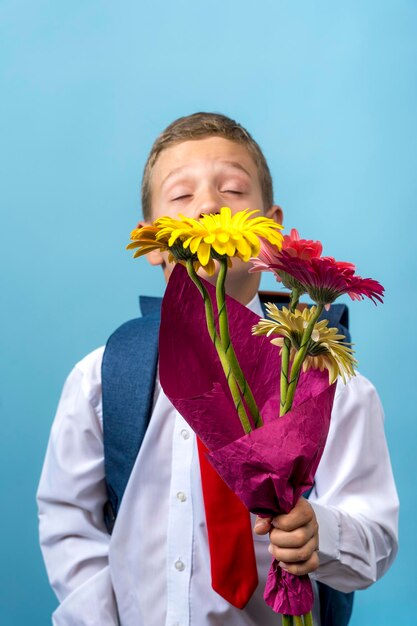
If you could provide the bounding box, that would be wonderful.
[272,499,314,532]
[278,550,320,576]
[253,516,273,535]
[269,522,317,549]
[268,533,319,564]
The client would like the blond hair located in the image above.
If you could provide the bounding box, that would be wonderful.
[141,112,274,221]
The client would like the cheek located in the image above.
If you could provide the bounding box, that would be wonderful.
[251,191,267,214]
[231,189,265,215]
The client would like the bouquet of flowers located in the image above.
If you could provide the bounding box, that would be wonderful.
[128,208,384,625]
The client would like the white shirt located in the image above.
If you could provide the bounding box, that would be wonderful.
[37,298,399,626]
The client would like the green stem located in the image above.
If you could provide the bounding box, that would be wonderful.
[294,616,304,626]
[289,289,300,314]
[282,616,293,626]
[279,289,300,416]
[280,337,291,415]
[216,258,263,429]
[186,260,252,434]
[282,303,324,415]
[303,611,313,626]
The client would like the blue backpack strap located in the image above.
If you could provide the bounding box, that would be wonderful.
[318,585,354,626]
[320,303,351,343]
[101,296,162,533]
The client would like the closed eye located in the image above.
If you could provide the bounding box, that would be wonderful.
[172,194,192,201]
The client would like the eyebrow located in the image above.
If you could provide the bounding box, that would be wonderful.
[161,160,252,188]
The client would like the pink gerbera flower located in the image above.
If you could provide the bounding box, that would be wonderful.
[282,228,323,260]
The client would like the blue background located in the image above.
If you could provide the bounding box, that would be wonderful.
[1,1,416,623]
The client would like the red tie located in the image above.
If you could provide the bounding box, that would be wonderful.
[197,437,259,609]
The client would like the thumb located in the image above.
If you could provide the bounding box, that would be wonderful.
[253,516,272,535]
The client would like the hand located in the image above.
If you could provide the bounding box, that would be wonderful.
[253,498,319,576]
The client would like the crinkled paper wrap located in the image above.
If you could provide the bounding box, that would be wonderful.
[159,264,336,615]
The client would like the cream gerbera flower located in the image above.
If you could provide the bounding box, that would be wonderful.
[252,303,357,383]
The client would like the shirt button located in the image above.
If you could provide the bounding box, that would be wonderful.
[180,428,190,440]
[176,491,187,502]
[174,559,185,571]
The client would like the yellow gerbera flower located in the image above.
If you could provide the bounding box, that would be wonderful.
[126,224,180,266]
[127,225,166,256]
[252,303,357,384]
[127,207,283,275]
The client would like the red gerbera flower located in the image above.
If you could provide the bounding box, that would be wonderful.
[250,229,384,305]
[250,230,323,294]
[259,251,384,305]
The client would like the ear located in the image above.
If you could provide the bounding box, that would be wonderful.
[146,248,165,267]
[265,204,284,225]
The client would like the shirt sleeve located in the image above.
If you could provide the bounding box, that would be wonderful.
[309,373,399,593]
[36,347,119,624]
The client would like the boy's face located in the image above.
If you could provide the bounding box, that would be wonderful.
[145,136,282,304]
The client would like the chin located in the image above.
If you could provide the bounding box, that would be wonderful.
[197,261,220,284]
[197,258,249,284]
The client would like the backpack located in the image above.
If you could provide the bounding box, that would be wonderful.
[101,292,354,626]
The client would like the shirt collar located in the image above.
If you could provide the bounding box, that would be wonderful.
[246,293,263,317]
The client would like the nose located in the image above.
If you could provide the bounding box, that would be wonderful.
[194,186,222,218]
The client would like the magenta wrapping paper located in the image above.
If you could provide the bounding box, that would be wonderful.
[159,264,336,615]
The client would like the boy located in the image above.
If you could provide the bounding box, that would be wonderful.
[37,112,399,626]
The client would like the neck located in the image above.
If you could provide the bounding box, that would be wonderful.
[182,259,261,306]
